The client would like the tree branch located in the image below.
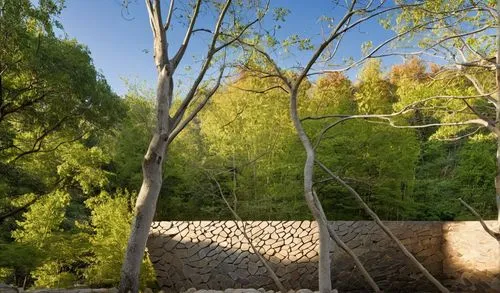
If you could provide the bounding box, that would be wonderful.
[228,84,289,94]
[458,198,500,240]
[0,177,64,224]
[310,191,381,292]
[168,63,226,144]
[171,0,232,130]
[171,0,202,70]
[164,0,175,31]
[316,160,450,293]
[208,173,287,292]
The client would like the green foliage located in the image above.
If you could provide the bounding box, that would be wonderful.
[355,59,395,114]
[83,190,156,288]
[157,72,308,220]
[31,262,77,289]
[2,188,156,289]
[108,95,155,191]
[7,190,90,288]
[57,145,111,195]
[12,191,70,246]
[0,0,123,230]
[454,134,496,218]
[0,242,42,284]
[395,0,494,60]
[311,121,420,220]
[0,4,139,287]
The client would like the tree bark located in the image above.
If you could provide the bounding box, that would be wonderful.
[119,68,172,293]
[119,134,168,293]
[289,90,332,293]
[495,0,500,234]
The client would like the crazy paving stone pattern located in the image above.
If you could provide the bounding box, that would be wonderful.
[147,221,499,293]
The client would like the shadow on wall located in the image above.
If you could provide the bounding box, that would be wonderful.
[146,221,499,293]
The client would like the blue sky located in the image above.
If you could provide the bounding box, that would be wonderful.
[58,1,399,96]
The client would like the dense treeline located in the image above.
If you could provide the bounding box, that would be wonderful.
[0,0,497,290]
[158,58,496,222]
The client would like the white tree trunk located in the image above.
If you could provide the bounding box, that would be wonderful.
[119,135,168,293]
[289,90,332,293]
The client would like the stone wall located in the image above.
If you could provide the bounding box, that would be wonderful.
[442,222,499,291]
[147,221,499,292]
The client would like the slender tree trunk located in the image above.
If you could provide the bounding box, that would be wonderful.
[120,67,173,293]
[311,192,380,292]
[119,135,168,293]
[496,0,500,234]
[289,90,332,293]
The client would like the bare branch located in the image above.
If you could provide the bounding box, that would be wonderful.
[436,127,483,141]
[316,160,450,293]
[311,113,492,150]
[303,92,497,123]
[171,0,232,129]
[293,0,358,90]
[171,0,269,133]
[370,23,494,66]
[208,173,287,293]
[301,90,499,149]
[463,73,493,101]
[192,28,212,34]
[235,40,291,88]
[171,0,202,69]
[310,191,381,292]
[315,12,463,75]
[164,0,175,31]
[144,0,156,36]
[214,18,260,53]
[168,63,226,144]
[228,84,289,94]
[458,198,500,240]
[146,0,169,69]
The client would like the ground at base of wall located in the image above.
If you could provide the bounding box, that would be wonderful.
[0,285,118,293]
[181,289,337,293]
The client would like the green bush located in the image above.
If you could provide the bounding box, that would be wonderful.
[83,190,156,289]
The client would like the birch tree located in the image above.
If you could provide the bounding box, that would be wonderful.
[118,1,266,292]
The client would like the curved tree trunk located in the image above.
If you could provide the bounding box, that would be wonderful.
[289,90,332,293]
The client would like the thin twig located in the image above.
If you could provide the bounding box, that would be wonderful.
[208,173,287,292]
